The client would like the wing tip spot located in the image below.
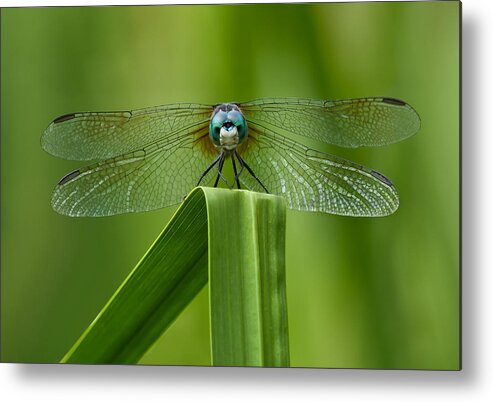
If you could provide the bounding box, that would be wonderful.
[370,169,393,187]
[53,113,76,124]
[58,169,81,185]
[382,97,407,106]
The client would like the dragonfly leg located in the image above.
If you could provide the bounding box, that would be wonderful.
[231,153,241,189]
[196,152,223,186]
[235,151,269,193]
[213,153,228,188]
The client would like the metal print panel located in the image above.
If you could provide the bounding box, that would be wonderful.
[1,1,460,369]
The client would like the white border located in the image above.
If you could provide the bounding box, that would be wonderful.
[3,0,493,401]
[1,0,432,7]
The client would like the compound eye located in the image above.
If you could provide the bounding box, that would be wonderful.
[227,110,242,124]
[209,110,228,144]
[212,124,221,141]
[236,123,247,142]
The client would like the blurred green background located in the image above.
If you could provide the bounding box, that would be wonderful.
[1,1,459,369]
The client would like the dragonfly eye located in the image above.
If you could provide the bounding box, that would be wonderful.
[211,125,221,143]
[210,110,227,145]
[227,110,247,144]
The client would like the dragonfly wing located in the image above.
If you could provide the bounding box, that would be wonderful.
[238,123,399,217]
[51,123,218,217]
[240,97,420,148]
[42,103,213,160]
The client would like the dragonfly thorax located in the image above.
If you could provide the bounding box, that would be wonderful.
[209,103,248,151]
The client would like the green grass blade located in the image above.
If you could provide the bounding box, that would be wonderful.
[61,188,289,366]
[61,188,209,364]
[204,188,289,367]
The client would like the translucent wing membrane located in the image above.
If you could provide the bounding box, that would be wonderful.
[44,97,417,217]
[42,103,213,160]
[51,124,218,216]
[237,123,399,216]
[240,97,420,148]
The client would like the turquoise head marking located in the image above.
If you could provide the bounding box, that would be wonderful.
[209,104,247,150]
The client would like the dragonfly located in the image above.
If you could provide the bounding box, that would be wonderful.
[42,97,420,217]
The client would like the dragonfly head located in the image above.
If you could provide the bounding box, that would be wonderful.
[210,104,248,151]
